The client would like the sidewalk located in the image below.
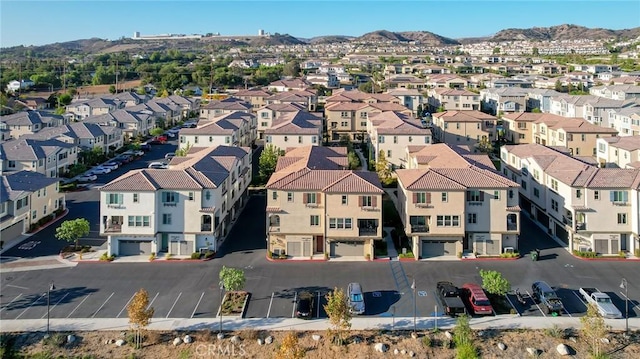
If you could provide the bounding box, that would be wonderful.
[1,316,638,333]
[383,226,399,260]
[355,149,368,171]
[0,209,69,256]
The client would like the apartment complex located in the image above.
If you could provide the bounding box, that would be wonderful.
[179,111,256,150]
[264,111,322,150]
[430,110,498,146]
[596,136,640,169]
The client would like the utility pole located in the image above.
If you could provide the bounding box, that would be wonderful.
[63,62,67,93]
[115,60,119,94]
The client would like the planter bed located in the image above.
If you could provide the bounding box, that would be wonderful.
[218,291,250,318]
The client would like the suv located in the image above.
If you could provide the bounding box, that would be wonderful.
[296,291,313,319]
[348,282,365,315]
[461,283,493,315]
[531,281,564,315]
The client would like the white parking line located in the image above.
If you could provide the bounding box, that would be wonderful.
[91,292,114,318]
[166,293,182,318]
[563,307,573,317]
[573,291,588,305]
[291,292,298,318]
[526,290,546,317]
[619,291,640,312]
[191,292,204,319]
[5,284,29,290]
[14,293,46,319]
[41,293,68,319]
[117,293,136,318]
[316,291,321,318]
[0,293,22,312]
[504,293,519,316]
[66,294,91,318]
[266,292,274,318]
[146,292,159,310]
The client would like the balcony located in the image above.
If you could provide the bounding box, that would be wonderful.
[305,203,319,208]
[575,222,586,231]
[107,204,126,209]
[104,224,122,233]
[507,222,517,231]
[201,223,212,232]
[163,202,177,207]
[358,227,377,236]
[411,225,430,233]
[269,226,280,233]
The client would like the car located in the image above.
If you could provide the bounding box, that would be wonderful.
[88,166,111,175]
[461,283,494,315]
[296,291,314,319]
[110,156,130,165]
[165,152,176,160]
[150,135,167,144]
[123,150,144,157]
[437,281,466,317]
[140,143,152,151]
[348,282,366,315]
[76,173,97,182]
[148,162,168,169]
[531,281,564,315]
[102,162,119,170]
[165,132,176,138]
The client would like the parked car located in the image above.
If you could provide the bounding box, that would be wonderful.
[461,283,494,315]
[296,291,314,319]
[88,166,111,175]
[165,132,176,138]
[436,281,466,317]
[150,135,167,144]
[140,142,152,151]
[164,152,176,160]
[579,287,622,319]
[148,162,168,169]
[123,150,144,157]
[102,162,119,170]
[76,173,97,182]
[348,282,365,315]
[111,156,131,164]
[531,281,564,315]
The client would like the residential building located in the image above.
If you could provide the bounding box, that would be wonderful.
[256,103,307,140]
[264,111,322,150]
[1,171,66,243]
[430,111,498,146]
[525,89,562,113]
[179,111,256,149]
[306,73,339,88]
[129,100,181,127]
[386,75,427,90]
[0,138,79,177]
[386,89,425,115]
[199,98,252,120]
[425,74,468,89]
[596,136,640,169]
[326,102,411,142]
[20,122,123,154]
[531,114,618,156]
[608,106,640,136]
[367,111,432,169]
[66,98,121,120]
[267,78,312,92]
[155,95,200,119]
[265,146,384,258]
[0,111,67,140]
[6,79,35,92]
[501,112,540,145]
[103,91,149,107]
[501,143,639,255]
[85,109,153,141]
[100,145,252,256]
[396,144,520,258]
[264,90,318,111]
[480,87,529,115]
[426,88,480,112]
[232,89,272,110]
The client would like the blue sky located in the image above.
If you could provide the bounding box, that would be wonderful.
[1,0,639,48]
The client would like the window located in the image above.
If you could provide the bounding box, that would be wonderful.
[610,190,628,203]
[341,195,348,205]
[194,136,199,144]
[340,111,349,118]
[415,192,431,204]
[127,216,149,227]
[576,189,581,198]
[284,136,288,142]
[261,122,268,127]
[32,210,37,219]
[305,192,317,204]
[107,193,123,205]
[8,160,15,168]
[341,121,348,127]
[133,193,139,203]
[551,199,558,212]
[466,190,482,202]
[361,195,372,207]
[424,136,430,144]
[393,136,398,144]
[261,112,270,118]
[225,137,230,144]
[521,180,527,189]
[162,191,178,203]
[533,169,540,180]
[329,218,352,229]
[617,213,627,224]
[272,191,277,200]
[533,188,540,198]
[550,179,558,191]
[205,191,211,200]
[594,191,599,200]
[360,121,367,127]
[493,191,500,199]
[298,136,303,144]
[387,150,391,158]
[209,136,213,142]
[441,192,447,202]
[378,135,385,143]
[310,215,319,226]
[37,190,41,197]
[188,192,194,201]
[312,136,317,143]
[287,192,293,202]
[436,215,460,227]
[468,213,477,224]
[162,213,172,225]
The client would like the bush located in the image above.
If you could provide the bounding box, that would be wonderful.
[544,324,564,338]
[399,252,415,259]
[59,182,78,192]
[43,333,66,347]
[635,249,640,258]
[267,251,273,259]
[499,251,520,258]
[149,253,156,261]
[421,335,432,347]
[456,342,479,359]
[204,250,216,259]
[191,252,201,260]
[100,253,116,261]
[618,251,626,258]
[573,250,598,258]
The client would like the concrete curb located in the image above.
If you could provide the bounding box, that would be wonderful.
[572,255,640,262]
[0,209,69,256]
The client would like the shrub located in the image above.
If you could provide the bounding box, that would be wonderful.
[635,249,640,258]
[399,252,415,259]
[544,324,564,338]
[191,252,201,260]
[456,342,479,359]
[457,251,463,258]
[278,253,287,259]
[100,253,115,261]
[421,335,432,347]
[204,250,216,259]
[149,253,156,261]
[573,250,598,258]
[365,253,371,260]
[499,252,520,258]
[43,333,66,347]
[618,251,626,258]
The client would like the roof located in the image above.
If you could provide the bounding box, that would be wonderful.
[432,110,498,122]
[1,170,60,201]
[201,97,252,111]
[265,111,322,135]
[181,112,254,135]
[0,138,74,161]
[408,144,497,171]
[369,111,431,135]
[602,136,640,151]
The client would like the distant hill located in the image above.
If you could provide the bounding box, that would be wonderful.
[307,35,355,44]
[355,30,461,45]
[485,24,640,42]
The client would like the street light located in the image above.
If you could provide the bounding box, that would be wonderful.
[219,280,225,334]
[411,278,417,334]
[47,281,55,334]
[620,278,628,334]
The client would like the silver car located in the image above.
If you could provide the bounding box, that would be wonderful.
[348,282,365,315]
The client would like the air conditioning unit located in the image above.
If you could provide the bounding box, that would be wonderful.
[503,247,515,254]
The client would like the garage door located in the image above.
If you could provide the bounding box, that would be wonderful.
[594,239,608,254]
[119,240,152,256]
[170,241,192,255]
[1,220,24,242]
[421,240,457,258]
[287,242,302,257]
[330,241,364,257]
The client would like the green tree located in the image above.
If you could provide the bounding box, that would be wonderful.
[347,151,360,170]
[55,218,90,250]
[324,287,352,345]
[175,142,192,157]
[375,150,392,181]
[283,60,301,77]
[127,288,154,349]
[149,127,164,137]
[531,107,542,113]
[109,85,116,94]
[476,136,494,153]
[581,303,611,358]
[479,269,510,296]
[276,332,305,359]
[258,144,283,183]
[219,266,245,292]
[58,93,72,106]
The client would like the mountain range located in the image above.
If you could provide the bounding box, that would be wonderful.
[2,24,639,58]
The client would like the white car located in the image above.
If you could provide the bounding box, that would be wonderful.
[148,162,168,169]
[102,162,119,170]
[124,150,144,157]
[77,174,97,182]
[89,166,111,175]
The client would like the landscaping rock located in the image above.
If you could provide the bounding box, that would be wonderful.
[312,334,321,341]
[498,342,507,351]
[401,349,407,355]
[257,338,264,345]
[600,337,610,344]
[265,336,273,344]
[477,331,485,338]
[231,335,241,345]
[570,337,577,343]
[120,332,127,338]
[526,348,539,356]
[183,335,192,344]
[173,338,182,346]
[375,343,388,353]
[115,339,125,347]
[394,348,399,355]
[408,351,415,357]
[217,333,224,340]
[411,332,418,339]
[556,344,570,356]
[67,334,76,344]
[444,331,453,339]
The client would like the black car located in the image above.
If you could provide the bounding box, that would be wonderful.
[296,292,313,319]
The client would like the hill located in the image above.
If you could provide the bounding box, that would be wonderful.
[307,35,355,44]
[355,30,460,45]
[486,24,640,42]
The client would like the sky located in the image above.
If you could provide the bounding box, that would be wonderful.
[1,0,640,48]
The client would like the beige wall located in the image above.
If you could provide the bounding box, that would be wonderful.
[433,118,495,145]
[265,133,321,151]
[503,118,534,144]
[28,182,64,228]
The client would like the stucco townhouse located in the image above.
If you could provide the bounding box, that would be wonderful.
[396,143,520,259]
[264,111,322,150]
[367,111,433,169]
[607,106,640,137]
[179,111,255,150]
[1,171,66,244]
[20,122,123,155]
[155,95,200,119]
[265,146,384,259]
[66,98,121,120]
[130,100,181,127]
[430,110,498,146]
[0,138,79,177]
[480,87,528,115]
[0,111,67,140]
[232,89,272,111]
[256,103,307,140]
[267,78,312,92]
[100,145,252,257]
[426,88,481,112]
[200,98,252,121]
[524,89,562,113]
[264,90,318,111]
[596,136,640,169]
[85,109,153,141]
[386,89,425,115]
[104,91,149,107]
[425,74,468,89]
[531,114,618,156]
[590,85,640,101]
[501,143,640,256]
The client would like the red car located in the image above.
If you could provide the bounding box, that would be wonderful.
[461,283,494,315]
[151,135,167,144]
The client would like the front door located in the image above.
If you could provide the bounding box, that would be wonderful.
[161,233,169,252]
[315,235,323,253]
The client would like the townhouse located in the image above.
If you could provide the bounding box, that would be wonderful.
[264,111,322,150]
[256,103,307,140]
[1,171,66,243]
[386,75,427,90]
[430,111,498,146]
[501,112,539,144]
[199,98,252,120]
[396,144,520,258]
[596,136,640,169]
[531,115,618,156]
[155,95,200,119]
[129,100,182,127]
[607,106,640,136]
[100,145,252,256]
[85,109,153,141]
[232,89,272,111]
[20,122,119,153]
[66,98,121,120]
[264,90,318,111]
[425,74,468,89]
[267,78,312,92]
[179,111,256,150]
[426,88,481,112]
[0,111,67,140]
[367,111,432,169]
[103,91,149,107]
[501,144,639,256]
[480,87,529,115]
[0,138,79,177]
[525,89,562,113]
[326,102,412,142]
[265,146,384,259]
[386,89,425,115]
[306,73,339,88]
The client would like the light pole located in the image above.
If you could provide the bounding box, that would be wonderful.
[47,281,55,334]
[219,280,225,334]
[411,278,417,334]
[620,278,628,334]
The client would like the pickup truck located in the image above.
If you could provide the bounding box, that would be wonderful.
[579,287,623,319]
[436,281,466,317]
[531,281,564,315]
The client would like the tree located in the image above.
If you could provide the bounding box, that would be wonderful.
[109,85,116,94]
[581,303,611,357]
[159,89,169,98]
[219,266,245,292]
[55,218,90,250]
[375,150,392,182]
[58,93,72,106]
[324,287,352,345]
[347,151,360,170]
[175,142,192,157]
[127,288,154,349]
[258,144,283,183]
[531,107,542,113]
[149,127,164,137]
[476,136,494,153]
[283,60,301,77]
[479,269,510,296]
[276,332,305,359]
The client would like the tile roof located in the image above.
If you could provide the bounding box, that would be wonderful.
[432,110,497,123]
[201,97,252,111]
[408,144,496,171]
[602,136,640,151]
[1,170,60,201]
[326,89,397,103]
[265,111,322,135]
[0,138,74,161]
[369,111,431,135]
[181,112,254,135]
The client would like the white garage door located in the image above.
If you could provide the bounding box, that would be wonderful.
[1,220,24,242]
[287,242,302,257]
[421,240,457,258]
[330,241,364,257]
[119,240,152,256]
[170,241,191,255]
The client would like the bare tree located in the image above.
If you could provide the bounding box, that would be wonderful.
[127,288,155,349]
